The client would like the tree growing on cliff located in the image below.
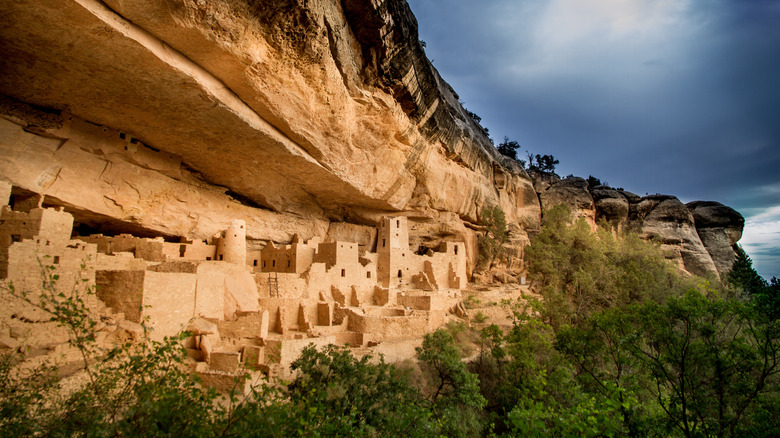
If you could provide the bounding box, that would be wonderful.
[478,205,508,271]
[526,153,559,173]
[728,245,780,319]
[497,136,521,161]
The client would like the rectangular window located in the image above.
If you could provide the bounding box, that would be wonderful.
[206,257,212,261]
[287,260,291,268]
[454,246,458,255]
[253,260,258,266]
[10,235,21,243]
[263,260,266,268]
[398,270,402,278]
[53,256,60,264]
[382,239,386,248]
[219,255,224,260]
[341,269,346,277]
[366,272,371,279]
[272,260,276,267]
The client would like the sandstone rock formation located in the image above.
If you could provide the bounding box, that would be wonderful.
[0,0,744,283]
[0,0,753,392]
[686,201,745,277]
[629,195,719,278]
[538,177,596,227]
[590,185,629,227]
[0,0,538,278]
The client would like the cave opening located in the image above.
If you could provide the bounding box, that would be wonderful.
[39,195,182,242]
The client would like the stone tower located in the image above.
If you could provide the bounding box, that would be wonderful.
[218,219,246,264]
[377,216,410,288]
[377,216,408,252]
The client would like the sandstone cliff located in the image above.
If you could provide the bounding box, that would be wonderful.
[0,0,539,276]
[0,0,741,279]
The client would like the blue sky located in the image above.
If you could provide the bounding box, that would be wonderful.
[407,0,780,279]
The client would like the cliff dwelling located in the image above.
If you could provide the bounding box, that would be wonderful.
[0,180,471,384]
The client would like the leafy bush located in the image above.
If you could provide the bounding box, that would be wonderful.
[417,329,487,437]
[1,261,224,436]
[285,345,435,436]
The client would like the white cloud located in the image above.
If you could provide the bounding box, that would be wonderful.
[540,0,689,40]
[740,204,780,279]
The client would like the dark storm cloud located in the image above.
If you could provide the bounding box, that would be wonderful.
[407,0,780,278]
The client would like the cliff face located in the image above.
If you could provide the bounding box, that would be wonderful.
[0,0,740,278]
[0,0,539,275]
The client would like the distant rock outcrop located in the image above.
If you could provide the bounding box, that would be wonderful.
[686,201,745,277]
[538,177,596,227]
[590,185,629,227]
[629,195,719,278]
[530,175,742,279]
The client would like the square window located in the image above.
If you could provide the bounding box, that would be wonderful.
[53,256,60,264]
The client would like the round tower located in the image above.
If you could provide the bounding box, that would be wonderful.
[220,219,246,264]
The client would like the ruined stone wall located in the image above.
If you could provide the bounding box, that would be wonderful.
[256,272,309,300]
[142,271,197,340]
[96,270,145,322]
[194,262,259,320]
[95,252,148,271]
[260,242,316,274]
[345,310,428,342]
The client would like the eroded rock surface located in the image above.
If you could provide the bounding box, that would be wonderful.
[686,201,744,277]
[630,195,719,278]
[590,185,629,227]
[539,177,596,227]
[0,0,538,275]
